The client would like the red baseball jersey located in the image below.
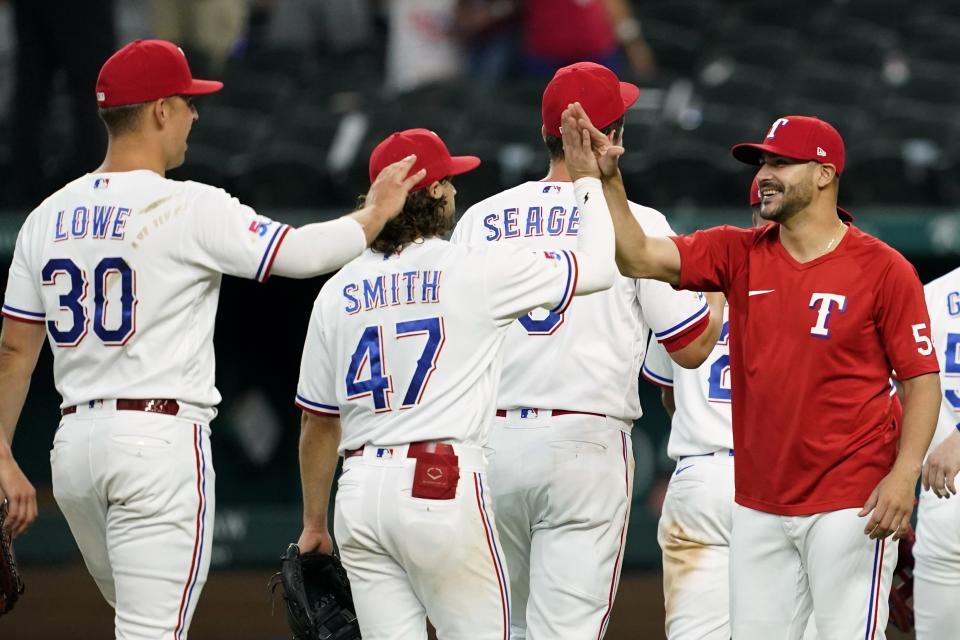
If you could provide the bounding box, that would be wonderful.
[672,223,940,515]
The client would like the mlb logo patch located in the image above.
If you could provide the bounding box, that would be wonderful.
[376,448,395,459]
[542,185,562,194]
[94,178,110,189]
[543,251,562,261]
[520,408,539,419]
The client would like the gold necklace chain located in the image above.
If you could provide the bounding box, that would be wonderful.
[824,221,846,253]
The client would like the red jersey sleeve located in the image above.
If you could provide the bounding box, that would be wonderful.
[669,225,754,293]
[875,253,941,380]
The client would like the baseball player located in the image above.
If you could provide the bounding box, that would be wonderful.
[450,62,722,640]
[578,107,941,639]
[294,118,619,639]
[645,180,831,640]
[913,265,960,639]
[0,39,425,639]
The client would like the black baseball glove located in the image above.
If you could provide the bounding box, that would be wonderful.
[271,543,361,640]
[0,499,25,616]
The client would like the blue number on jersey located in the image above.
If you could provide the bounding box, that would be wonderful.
[396,317,445,408]
[42,258,88,346]
[707,320,731,402]
[42,257,138,347]
[93,257,137,344]
[946,332,960,410]
[345,317,446,412]
[345,325,393,411]
[518,309,564,335]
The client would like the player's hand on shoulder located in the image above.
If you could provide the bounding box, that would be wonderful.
[0,456,37,538]
[296,527,334,555]
[858,467,918,541]
[921,430,960,499]
[569,102,625,179]
[365,155,427,221]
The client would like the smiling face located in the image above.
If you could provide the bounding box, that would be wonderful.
[755,154,820,224]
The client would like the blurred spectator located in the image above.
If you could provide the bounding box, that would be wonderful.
[455,0,520,87]
[263,0,373,54]
[151,0,249,76]
[385,0,465,94]
[521,0,656,78]
[10,0,115,206]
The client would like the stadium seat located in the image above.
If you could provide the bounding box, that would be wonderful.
[241,143,328,209]
[842,141,947,206]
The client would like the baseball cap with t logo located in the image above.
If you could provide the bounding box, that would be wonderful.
[541,62,640,138]
[731,115,846,175]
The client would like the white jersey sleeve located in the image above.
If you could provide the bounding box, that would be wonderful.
[634,210,709,351]
[924,267,960,454]
[295,298,340,417]
[2,211,45,323]
[641,335,674,388]
[484,246,575,324]
[183,184,291,282]
[641,305,734,459]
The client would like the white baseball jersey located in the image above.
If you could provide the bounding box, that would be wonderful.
[296,238,583,452]
[2,170,362,409]
[642,305,734,459]
[923,266,960,451]
[450,181,709,423]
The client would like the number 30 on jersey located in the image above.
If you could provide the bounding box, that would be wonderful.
[42,257,137,346]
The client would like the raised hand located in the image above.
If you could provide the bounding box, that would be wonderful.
[561,103,601,181]
[569,102,625,179]
[858,467,918,540]
[364,155,427,221]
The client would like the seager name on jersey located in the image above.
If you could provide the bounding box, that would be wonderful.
[53,205,131,242]
[482,206,580,241]
[343,270,442,314]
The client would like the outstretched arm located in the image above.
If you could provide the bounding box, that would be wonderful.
[271,156,427,278]
[569,103,682,284]
[0,318,44,537]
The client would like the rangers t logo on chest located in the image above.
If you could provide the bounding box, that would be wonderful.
[809,293,847,338]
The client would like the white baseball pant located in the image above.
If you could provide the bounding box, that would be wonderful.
[913,471,960,640]
[730,505,897,640]
[487,411,634,640]
[51,406,215,640]
[334,443,510,640]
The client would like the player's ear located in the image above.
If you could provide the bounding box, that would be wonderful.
[150,98,168,128]
[541,125,549,143]
[816,163,837,188]
[427,181,444,199]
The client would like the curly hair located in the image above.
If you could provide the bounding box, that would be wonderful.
[359,181,452,255]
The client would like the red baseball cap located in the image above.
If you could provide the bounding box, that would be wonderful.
[542,62,640,138]
[732,116,845,175]
[96,39,223,108]
[369,129,480,193]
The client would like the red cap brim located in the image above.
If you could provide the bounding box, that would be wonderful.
[181,78,224,97]
[448,156,481,178]
[620,82,641,111]
[731,142,779,165]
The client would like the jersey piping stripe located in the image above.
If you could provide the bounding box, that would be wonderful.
[1,304,45,323]
[552,250,579,315]
[295,394,340,416]
[255,223,291,282]
[473,473,510,639]
[598,431,631,639]
[640,363,673,388]
[174,424,208,640]
[864,538,884,640]
[654,300,709,339]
